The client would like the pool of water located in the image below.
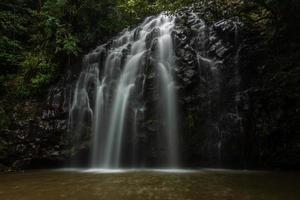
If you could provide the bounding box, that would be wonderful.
[0,169,299,200]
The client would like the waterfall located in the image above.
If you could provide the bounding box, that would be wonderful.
[69,14,179,169]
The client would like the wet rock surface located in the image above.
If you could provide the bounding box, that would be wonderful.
[1,4,299,170]
[0,6,256,170]
[61,7,247,168]
[0,73,75,170]
[170,7,246,167]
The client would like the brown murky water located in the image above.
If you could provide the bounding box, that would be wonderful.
[0,169,299,200]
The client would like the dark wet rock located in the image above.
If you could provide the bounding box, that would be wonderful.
[146,28,160,48]
[171,6,252,168]
[185,69,197,78]
[87,52,102,64]
[3,4,297,170]
[133,27,142,40]
[0,163,8,172]
[12,158,31,170]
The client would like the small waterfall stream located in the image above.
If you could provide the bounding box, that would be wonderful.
[69,14,179,169]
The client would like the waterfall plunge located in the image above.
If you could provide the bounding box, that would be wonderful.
[69,14,179,169]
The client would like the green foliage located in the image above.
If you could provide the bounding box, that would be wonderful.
[55,27,80,56]
[117,0,197,25]
[0,9,27,75]
[0,36,23,73]
[0,106,10,130]
[118,0,156,22]
[18,52,56,96]
[0,0,200,100]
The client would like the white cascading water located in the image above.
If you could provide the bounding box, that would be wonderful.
[69,14,179,169]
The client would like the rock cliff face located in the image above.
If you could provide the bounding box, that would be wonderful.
[173,7,244,167]
[56,6,245,168]
[1,5,299,170]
